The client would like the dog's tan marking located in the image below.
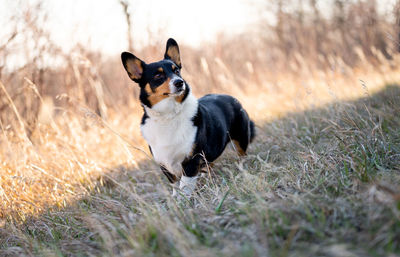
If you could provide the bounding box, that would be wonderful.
[189,143,196,156]
[233,140,246,156]
[163,170,179,183]
[145,79,171,106]
[200,162,214,173]
[125,58,143,80]
[144,83,153,94]
[175,93,186,103]
[157,67,163,73]
[166,46,181,67]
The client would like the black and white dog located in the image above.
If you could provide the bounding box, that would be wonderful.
[121,38,255,197]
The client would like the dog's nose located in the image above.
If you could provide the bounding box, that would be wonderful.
[174,79,184,89]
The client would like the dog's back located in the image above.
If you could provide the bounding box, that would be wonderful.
[192,94,255,162]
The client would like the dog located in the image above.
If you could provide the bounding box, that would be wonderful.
[121,38,255,197]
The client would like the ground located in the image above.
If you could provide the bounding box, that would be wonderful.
[1,84,399,257]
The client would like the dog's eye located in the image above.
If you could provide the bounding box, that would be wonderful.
[173,68,180,75]
[154,73,164,80]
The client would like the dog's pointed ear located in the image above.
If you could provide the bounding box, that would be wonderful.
[121,52,146,83]
[164,38,181,68]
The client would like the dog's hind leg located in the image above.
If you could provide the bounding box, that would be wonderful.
[232,139,246,156]
[231,109,255,156]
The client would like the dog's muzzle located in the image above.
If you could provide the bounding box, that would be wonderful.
[174,79,184,90]
[165,78,185,96]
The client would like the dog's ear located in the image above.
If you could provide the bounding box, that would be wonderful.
[121,52,146,83]
[164,38,181,68]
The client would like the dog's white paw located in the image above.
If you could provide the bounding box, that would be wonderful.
[171,175,198,200]
[179,175,198,197]
[172,187,178,197]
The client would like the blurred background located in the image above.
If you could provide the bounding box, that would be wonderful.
[1,0,399,132]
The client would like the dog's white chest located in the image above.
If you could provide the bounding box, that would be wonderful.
[140,94,198,177]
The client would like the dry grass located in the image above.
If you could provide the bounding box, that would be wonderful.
[0,53,398,220]
[0,60,400,256]
[1,1,400,256]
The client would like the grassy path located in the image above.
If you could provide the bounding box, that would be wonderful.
[1,85,400,257]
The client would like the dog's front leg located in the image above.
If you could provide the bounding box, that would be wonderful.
[177,155,202,198]
[178,175,198,197]
[160,166,181,197]
[172,183,179,197]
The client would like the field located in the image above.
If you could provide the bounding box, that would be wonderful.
[1,1,400,256]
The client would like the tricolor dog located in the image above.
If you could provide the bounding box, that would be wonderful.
[121,38,255,197]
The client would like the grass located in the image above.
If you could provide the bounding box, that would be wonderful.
[1,80,399,256]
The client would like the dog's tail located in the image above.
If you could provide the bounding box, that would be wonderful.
[249,120,256,143]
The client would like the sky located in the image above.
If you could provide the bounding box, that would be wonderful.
[0,0,397,57]
[0,0,259,56]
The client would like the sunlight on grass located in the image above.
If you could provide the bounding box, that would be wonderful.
[1,62,399,221]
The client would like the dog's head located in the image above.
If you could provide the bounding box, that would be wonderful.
[121,38,189,108]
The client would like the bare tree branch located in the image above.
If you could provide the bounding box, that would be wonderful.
[119,0,133,52]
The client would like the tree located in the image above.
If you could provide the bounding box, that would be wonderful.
[119,0,133,52]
